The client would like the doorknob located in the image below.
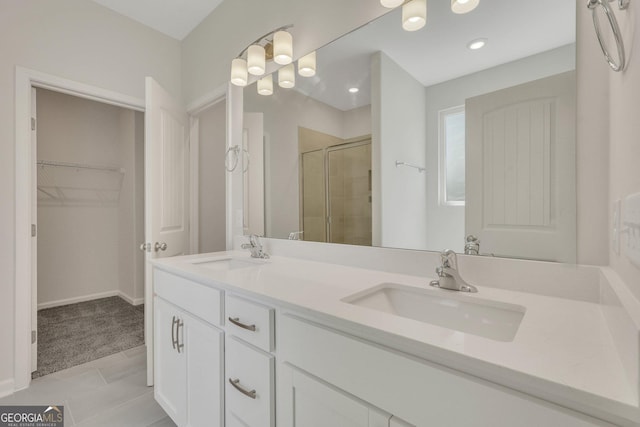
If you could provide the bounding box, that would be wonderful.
[155,242,168,252]
[140,243,151,252]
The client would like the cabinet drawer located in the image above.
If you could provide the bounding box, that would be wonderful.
[225,336,275,427]
[154,268,223,327]
[279,315,608,427]
[225,294,274,352]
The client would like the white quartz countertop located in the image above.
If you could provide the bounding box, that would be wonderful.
[152,251,638,424]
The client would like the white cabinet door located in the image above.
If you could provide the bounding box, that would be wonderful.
[154,297,187,426]
[185,312,224,427]
[288,367,390,427]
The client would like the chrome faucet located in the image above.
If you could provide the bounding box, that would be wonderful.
[429,250,477,293]
[241,235,270,259]
[464,235,480,255]
[288,231,304,240]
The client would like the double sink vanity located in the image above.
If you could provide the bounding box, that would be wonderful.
[151,246,639,427]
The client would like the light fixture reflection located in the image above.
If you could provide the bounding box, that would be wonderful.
[273,31,293,65]
[402,0,427,32]
[348,87,359,93]
[257,74,273,96]
[230,58,248,87]
[451,0,480,14]
[247,45,266,75]
[298,51,317,77]
[278,64,295,88]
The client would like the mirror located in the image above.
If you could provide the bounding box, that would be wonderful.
[243,0,577,262]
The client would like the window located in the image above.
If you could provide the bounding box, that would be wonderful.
[439,106,465,206]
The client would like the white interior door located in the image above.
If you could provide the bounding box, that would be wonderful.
[465,71,576,262]
[242,112,264,236]
[31,87,37,372]
[144,77,190,385]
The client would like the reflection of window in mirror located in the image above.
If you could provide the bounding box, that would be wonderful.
[439,105,465,206]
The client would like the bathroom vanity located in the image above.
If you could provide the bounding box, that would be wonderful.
[151,250,639,427]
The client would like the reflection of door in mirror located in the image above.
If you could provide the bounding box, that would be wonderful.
[301,150,326,242]
[327,142,372,245]
[243,113,265,236]
[299,127,372,246]
[466,71,576,263]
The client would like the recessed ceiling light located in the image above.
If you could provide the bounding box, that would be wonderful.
[467,38,487,50]
[348,87,359,93]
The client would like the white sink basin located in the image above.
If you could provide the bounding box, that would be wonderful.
[190,257,264,271]
[343,283,525,342]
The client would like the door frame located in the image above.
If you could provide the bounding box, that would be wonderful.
[14,67,145,391]
[15,67,229,392]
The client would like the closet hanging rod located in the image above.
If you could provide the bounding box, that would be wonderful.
[37,160,124,173]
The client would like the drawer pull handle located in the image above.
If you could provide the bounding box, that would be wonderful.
[176,318,184,353]
[229,378,257,399]
[171,316,177,349]
[228,317,256,332]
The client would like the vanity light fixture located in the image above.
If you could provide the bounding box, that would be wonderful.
[229,24,294,87]
[247,44,266,76]
[298,51,317,77]
[257,74,273,96]
[402,0,427,32]
[467,38,487,50]
[278,63,296,88]
[451,0,480,14]
[380,0,404,7]
[348,87,359,93]
[230,58,248,87]
[274,30,293,65]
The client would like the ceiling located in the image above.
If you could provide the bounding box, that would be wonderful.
[91,0,224,40]
[291,0,576,111]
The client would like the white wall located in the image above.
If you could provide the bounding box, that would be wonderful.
[607,4,640,300]
[1,0,180,387]
[245,87,370,239]
[423,44,576,253]
[117,109,145,304]
[198,101,227,253]
[372,52,428,250]
[36,89,143,307]
[343,105,372,140]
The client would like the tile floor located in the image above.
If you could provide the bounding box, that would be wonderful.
[0,346,175,427]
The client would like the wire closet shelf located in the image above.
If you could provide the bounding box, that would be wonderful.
[37,160,125,206]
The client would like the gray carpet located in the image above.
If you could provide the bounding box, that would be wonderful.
[32,296,144,378]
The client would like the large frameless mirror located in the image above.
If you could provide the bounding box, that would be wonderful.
[242,0,577,262]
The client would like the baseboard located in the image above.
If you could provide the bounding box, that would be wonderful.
[0,378,15,399]
[117,291,144,306]
[37,290,119,310]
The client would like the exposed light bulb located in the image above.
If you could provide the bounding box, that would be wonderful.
[402,0,427,32]
[257,74,273,96]
[278,64,295,88]
[380,0,404,8]
[451,0,479,14]
[273,31,293,65]
[298,51,317,77]
[247,44,266,76]
[348,87,359,93]
[230,58,248,87]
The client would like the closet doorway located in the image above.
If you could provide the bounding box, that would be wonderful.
[32,88,145,378]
